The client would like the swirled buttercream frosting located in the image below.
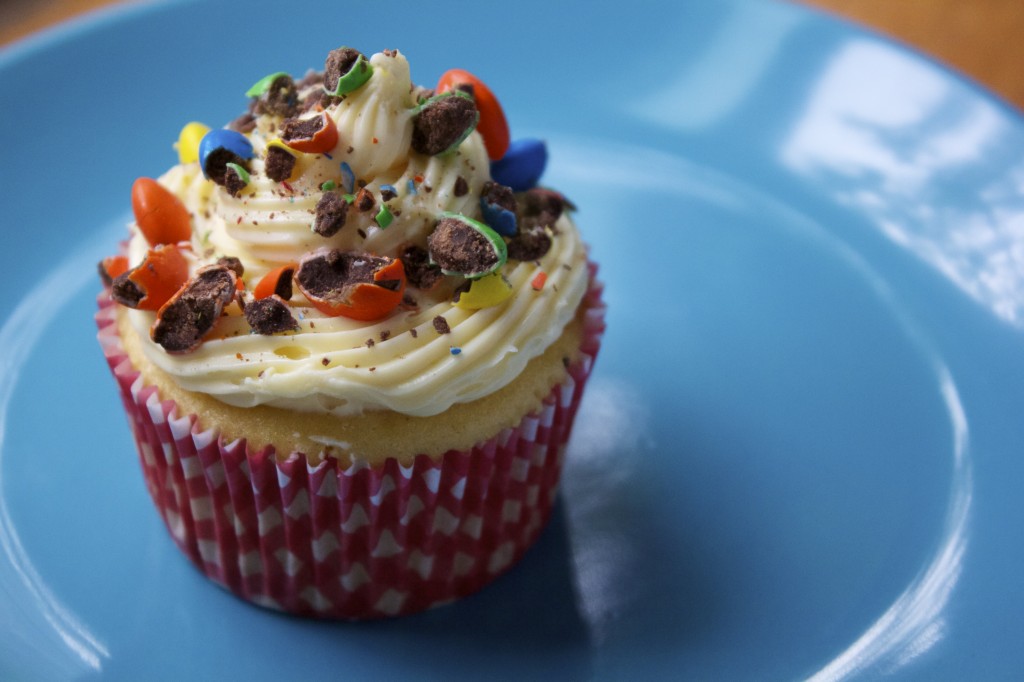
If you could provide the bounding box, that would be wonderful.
[111,48,587,417]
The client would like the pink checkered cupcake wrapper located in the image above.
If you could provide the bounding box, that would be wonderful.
[95,264,605,619]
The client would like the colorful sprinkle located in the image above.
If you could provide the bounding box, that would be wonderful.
[531,271,547,291]
[450,346,462,355]
[321,180,337,191]
[405,179,417,195]
[375,203,394,228]
[339,161,355,193]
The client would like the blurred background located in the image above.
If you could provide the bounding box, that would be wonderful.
[3,0,1023,113]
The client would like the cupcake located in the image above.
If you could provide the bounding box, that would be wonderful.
[96,46,604,619]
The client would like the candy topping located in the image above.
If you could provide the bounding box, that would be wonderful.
[295,248,406,321]
[246,72,299,117]
[264,140,299,182]
[243,295,300,335]
[253,264,295,300]
[151,265,238,353]
[131,177,192,245]
[111,244,189,311]
[199,129,253,185]
[312,191,349,237]
[489,138,547,191]
[224,163,250,197]
[436,69,510,161]
[323,47,373,96]
[375,203,394,229]
[411,92,479,156]
[427,213,507,278]
[453,272,513,310]
[479,181,517,237]
[176,122,210,165]
[280,112,339,154]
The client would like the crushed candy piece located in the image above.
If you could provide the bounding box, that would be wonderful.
[243,294,300,335]
[199,129,253,186]
[265,141,299,182]
[151,265,238,353]
[427,213,506,278]
[111,244,189,311]
[254,264,295,300]
[507,224,553,261]
[479,181,517,237]
[98,255,129,287]
[224,163,250,197]
[323,47,373,96]
[281,111,338,154]
[339,161,355,193]
[453,272,513,310]
[519,187,567,230]
[436,69,510,161]
[411,92,479,156]
[295,248,406,321]
[375,203,393,229]
[247,72,299,117]
[399,244,443,290]
[312,191,349,237]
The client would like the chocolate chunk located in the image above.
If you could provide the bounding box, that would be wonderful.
[280,115,325,145]
[151,266,237,353]
[224,166,248,197]
[323,47,363,92]
[254,74,299,117]
[453,175,469,197]
[519,188,566,230]
[382,48,398,58]
[296,249,401,306]
[264,145,297,182]
[427,216,503,276]
[312,191,349,237]
[482,181,516,213]
[354,187,375,212]
[506,225,552,261]
[205,148,248,187]
[244,295,299,335]
[412,94,478,156]
[399,244,443,290]
[432,315,451,335]
[216,256,244,277]
[110,272,144,308]
[228,112,257,134]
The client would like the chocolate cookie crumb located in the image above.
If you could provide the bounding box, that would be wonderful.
[412,94,478,156]
[280,115,325,145]
[217,256,244,277]
[151,266,237,353]
[399,244,443,290]
[224,166,248,197]
[313,191,349,237]
[427,216,503,276]
[273,267,294,300]
[244,295,299,335]
[228,112,257,134]
[507,225,552,261]
[519,188,566,230]
[453,176,469,197]
[410,328,418,338]
[254,74,299,117]
[110,272,144,308]
[265,146,297,183]
[380,330,391,342]
[379,186,397,202]
[433,315,451,335]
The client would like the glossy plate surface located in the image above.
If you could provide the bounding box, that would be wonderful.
[3,0,1024,679]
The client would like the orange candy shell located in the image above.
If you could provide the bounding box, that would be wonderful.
[128,244,190,311]
[131,177,192,246]
[436,69,510,161]
[304,259,406,321]
[253,264,297,300]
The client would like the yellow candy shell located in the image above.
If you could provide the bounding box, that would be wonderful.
[176,122,210,165]
[453,272,513,310]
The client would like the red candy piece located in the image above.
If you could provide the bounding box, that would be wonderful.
[99,254,129,284]
[131,177,192,246]
[436,69,510,161]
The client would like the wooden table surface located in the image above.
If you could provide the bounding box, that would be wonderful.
[3,0,1022,113]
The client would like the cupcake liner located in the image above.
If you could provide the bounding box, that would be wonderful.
[96,264,605,619]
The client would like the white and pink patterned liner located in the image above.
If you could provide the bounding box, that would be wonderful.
[96,265,604,619]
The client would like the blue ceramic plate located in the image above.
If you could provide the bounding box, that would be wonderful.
[3,0,1023,679]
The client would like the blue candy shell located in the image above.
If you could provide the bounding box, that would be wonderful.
[479,198,517,237]
[198,129,254,179]
[489,138,547,192]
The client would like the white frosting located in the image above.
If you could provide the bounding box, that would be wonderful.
[124,50,587,417]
